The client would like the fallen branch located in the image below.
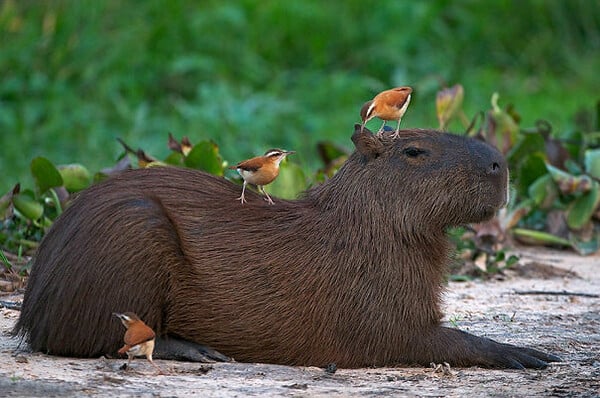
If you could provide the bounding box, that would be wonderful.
[513,290,599,298]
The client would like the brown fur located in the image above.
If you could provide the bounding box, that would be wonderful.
[14,126,558,368]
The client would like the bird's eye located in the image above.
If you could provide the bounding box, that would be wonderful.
[403,147,426,157]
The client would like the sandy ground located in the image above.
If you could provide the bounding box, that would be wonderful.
[0,246,598,397]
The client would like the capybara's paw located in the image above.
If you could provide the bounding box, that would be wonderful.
[428,328,561,370]
[485,342,561,369]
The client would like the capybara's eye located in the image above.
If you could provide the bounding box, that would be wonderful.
[403,147,426,157]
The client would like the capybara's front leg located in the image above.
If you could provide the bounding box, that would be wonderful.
[409,327,561,369]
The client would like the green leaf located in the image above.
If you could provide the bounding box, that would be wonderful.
[31,157,63,195]
[527,174,549,205]
[266,161,307,200]
[568,231,600,255]
[0,250,12,271]
[564,159,583,175]
[512,228,571,247]
[546,163,593,195]
[506,132,545,169]
[449,274,473,282]
[184,140,224,176]
[164,152,184,166]
[488,92,520,153]
[561,130,585,160]
[527,174,557,209]
[584,149,600,179]
[514,153,547,197]
[566,180,600,230]
[58,164,92,192]
[46,187,63,217]
[12,191,44,221]
[0,184,19,219]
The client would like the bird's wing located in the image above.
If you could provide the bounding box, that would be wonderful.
[380,90,409,109]
[124,325,156,346]
[118,344,132,355]
[234,157,263,172]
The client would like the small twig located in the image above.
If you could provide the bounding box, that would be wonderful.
[513,290,599,298]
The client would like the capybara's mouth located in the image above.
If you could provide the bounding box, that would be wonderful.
[478,205,500,221]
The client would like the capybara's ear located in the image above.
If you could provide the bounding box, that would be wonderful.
[352,124,384,159]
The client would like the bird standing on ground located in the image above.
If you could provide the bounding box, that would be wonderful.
[360,86,413,138]
[114,312,161,373]
[229,149,295,205]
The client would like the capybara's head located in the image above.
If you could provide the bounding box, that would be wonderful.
[319,125,508,231]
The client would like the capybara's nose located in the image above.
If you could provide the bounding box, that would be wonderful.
[468,138,507,177]
[488,160,502,176]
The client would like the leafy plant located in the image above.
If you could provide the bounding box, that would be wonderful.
[2,1,600,197]
[438,87,600,256]
[0,249,12,271]
[2,85,599,288]
[1,242,29,290]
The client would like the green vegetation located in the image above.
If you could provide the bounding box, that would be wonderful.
[1,1,599,194]
[1,1,600,277]
[3,85,599,263]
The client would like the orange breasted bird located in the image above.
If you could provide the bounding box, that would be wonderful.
[229,149,295,205]
[360,86,413,138]
[114,312,161,372]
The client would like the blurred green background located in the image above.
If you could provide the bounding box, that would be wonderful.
[1,0,599,194]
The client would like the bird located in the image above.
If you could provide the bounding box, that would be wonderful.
[229,149,295,205]
[113,312,162,373]
[360,86,413,138]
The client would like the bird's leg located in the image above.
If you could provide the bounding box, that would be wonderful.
[126,354,134,370]
[390,118,402,139]
[376,120,387,136]
[147,356,164,375]
[259,186,275,205]
[237,181,247,204]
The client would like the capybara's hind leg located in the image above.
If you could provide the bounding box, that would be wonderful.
[154,337,232,362]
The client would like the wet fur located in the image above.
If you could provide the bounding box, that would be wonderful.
[15,127,555,368]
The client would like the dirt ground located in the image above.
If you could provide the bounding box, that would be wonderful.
[0,246,598,397]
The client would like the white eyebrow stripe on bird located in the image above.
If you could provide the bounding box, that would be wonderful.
[265,150,283,157]
[366,102,376,120]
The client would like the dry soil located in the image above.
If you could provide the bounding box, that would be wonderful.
[0,246,598,397]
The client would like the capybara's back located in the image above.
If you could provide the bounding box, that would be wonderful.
[15,127,559,368]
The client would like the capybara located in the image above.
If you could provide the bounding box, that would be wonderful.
[14,126,560,369]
